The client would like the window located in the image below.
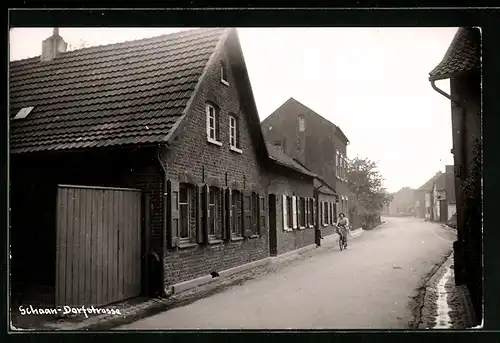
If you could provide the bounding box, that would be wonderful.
[287,196,293,229]
[309,199,314,227]
[298,116,305,132]
[229,115,242,153]
[232,190,242,237]
[299,197,306,227]
[206,104,221,145]
[282,195,289,230]
[252,192,259,235]
[221,61,229,85]
[179,184,192,241]
[323,201,328,225]
[208,187,221,238]
[336,151,340,178]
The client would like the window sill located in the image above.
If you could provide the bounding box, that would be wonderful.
[178,242,197,250]
[248,234,260,239]
[230,146,243,154]
[308,225,314,229]
[221,79,230,86]
[230,236,244,242]
[322,224,329,227]
[209,239,223,245]
[207,137,223,146]
[298,226,306,230]
[283,228,293,232]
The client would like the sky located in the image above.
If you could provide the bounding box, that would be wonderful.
[9,27,458,193]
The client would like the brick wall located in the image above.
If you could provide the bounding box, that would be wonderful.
[268,169,315,256]
[160,39,272,287]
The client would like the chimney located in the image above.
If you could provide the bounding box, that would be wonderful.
[41,28,67,62]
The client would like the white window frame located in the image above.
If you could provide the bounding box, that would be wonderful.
[229,115,242,154]
[336,151,340,177]
[221,62,229,86]
[282,195,292,231]
[292,196,298,229]
[179,183,192,242]
[206,104,222,146]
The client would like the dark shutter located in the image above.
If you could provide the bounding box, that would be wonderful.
[297,197,302,227]
[204,185,210,238]
[166,179,179,248]
[243,190,252,237]
[196,184,205,244]
[258,194,266,235]
[223,188,231,241]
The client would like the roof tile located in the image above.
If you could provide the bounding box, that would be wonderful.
[9,28,227,153]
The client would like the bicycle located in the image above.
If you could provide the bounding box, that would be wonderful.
[337,225,349,251]
[339,230,347,251]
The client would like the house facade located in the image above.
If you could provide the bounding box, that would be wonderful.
[261,98,351,224]
[387,187,416,216]
[428,27,482,323]
[9,28,322,309]
[416,172,443,220]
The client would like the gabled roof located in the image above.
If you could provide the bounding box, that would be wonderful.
[435,173,446,191]
[418,172,443,191]
[9,28,229,153]
[429,27,481,81]
[292,157,337,194]
[262,97,350,144]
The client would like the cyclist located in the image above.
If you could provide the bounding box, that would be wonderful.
[336,212,349,248]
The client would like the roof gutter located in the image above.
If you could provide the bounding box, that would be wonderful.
[430,79,459,105]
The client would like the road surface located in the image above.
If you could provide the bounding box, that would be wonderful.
[117,217,456,330]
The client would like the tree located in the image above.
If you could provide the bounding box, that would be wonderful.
[347,157,393,229]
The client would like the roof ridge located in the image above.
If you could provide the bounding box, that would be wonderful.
[10,27,225,64]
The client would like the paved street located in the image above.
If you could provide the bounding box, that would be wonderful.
[117,217,456,330]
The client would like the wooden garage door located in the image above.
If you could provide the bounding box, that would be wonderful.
[55,185,142,307]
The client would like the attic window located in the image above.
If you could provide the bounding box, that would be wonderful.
[298,116,305,132]
[220,61,229,86]
[13,106,34,120]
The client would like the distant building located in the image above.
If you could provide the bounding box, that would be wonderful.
[261,97,351,221]
[387,187,416,216]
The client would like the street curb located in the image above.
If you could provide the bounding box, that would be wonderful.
[409,250,453,329]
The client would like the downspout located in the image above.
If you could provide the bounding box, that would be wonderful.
[156,144,169,296]
[430,78,467,282]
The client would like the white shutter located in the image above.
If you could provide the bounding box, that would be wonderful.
[282,195,288,230]
[292,196,297,229]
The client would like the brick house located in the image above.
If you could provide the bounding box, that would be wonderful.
[387,187,416,216]
[428,27,482,322]
[261,98,351,224]
[9,28,319,308]
[432,173,447,223]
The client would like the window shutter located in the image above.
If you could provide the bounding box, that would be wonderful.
[320,201,323,225]
[204,185,210,237]
[243,190,252,237]
[221,188,229,241]
[282,195,288,230]
[304,198,309,227]
[225,188,232,239]
[296,197,301,227]
[166,179,179,248]
[292,196,297,229]
[312,198,316,227]
[259,194,266,235]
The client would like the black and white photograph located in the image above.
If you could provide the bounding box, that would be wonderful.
[8,24,482,331]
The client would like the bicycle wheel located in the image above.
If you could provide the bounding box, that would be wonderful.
[339,235,344,251]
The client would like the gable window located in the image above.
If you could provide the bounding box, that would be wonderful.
[206,103,221,146]
[208,187,221,239]
[229,115,242,153]
[298,116,305,132]
[221,61,229,86]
